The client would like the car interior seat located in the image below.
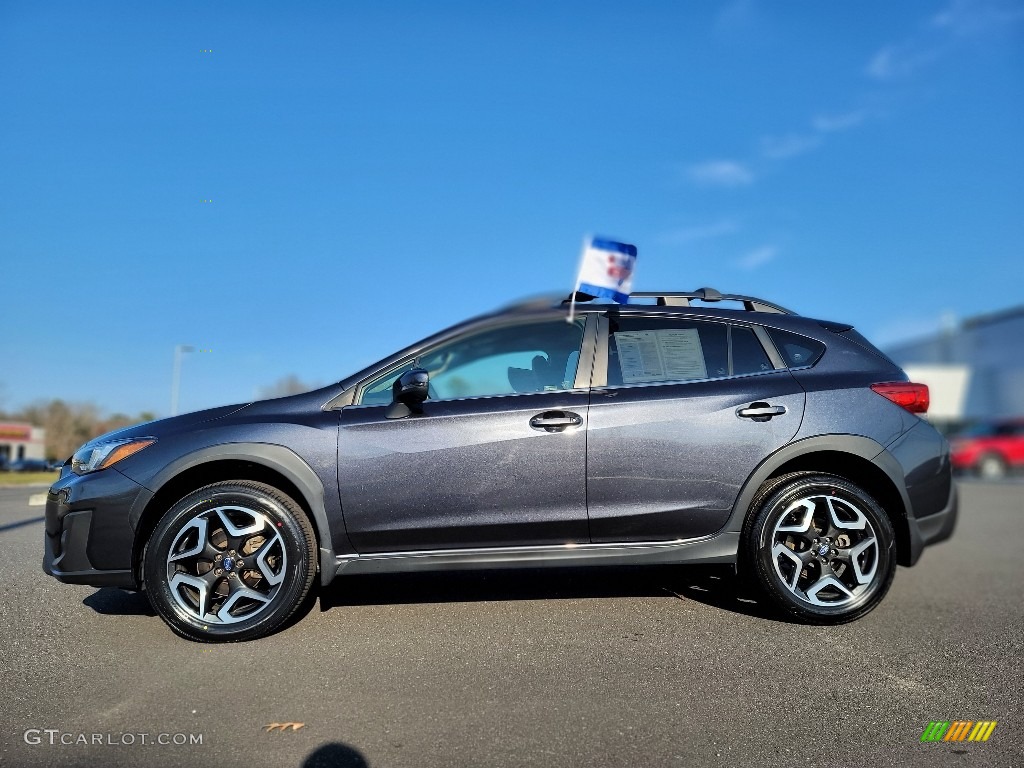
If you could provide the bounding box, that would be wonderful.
[507,367,540,393]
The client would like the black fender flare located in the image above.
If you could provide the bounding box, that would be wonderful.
[130,442,337,584]
[722,434,910,534]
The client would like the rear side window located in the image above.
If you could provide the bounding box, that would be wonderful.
[606,317,775,385]
[731,326,774,375]
[608,317,727,385]
[766,328,826,368]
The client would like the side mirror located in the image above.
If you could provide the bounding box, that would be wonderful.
[385,367,429,419]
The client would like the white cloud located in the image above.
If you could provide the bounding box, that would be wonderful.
[659,219,739,245]
[932,0,1024,35]
[867,0,1023,80]
[760,133,822,159]
[687,160,754,187]
[737,245,778,271]
[812,110,867,133]
[866,43,941,80]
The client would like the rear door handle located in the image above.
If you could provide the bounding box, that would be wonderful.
[737,402,786,421]
[529,410,583,432]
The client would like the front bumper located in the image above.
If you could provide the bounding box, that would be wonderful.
[43,466,152,589]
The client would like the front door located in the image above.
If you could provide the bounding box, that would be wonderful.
[338,315,593,552]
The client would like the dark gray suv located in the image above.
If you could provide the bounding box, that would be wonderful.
[44,289,957,641]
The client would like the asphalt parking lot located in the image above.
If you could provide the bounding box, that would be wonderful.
[0,481,1020,768]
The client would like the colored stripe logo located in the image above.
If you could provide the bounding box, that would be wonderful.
[921,721,997,742]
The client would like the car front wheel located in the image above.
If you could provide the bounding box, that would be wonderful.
[742,472,896,624]
[143,481,317,642]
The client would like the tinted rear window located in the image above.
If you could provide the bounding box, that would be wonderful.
[731,326,774,375]
[607,316,729,385]
[766,328,826,368]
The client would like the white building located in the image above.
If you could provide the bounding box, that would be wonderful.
[885,305,1024,427]
[0,422,47,464]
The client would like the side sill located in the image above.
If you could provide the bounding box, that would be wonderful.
[331,532,740,576]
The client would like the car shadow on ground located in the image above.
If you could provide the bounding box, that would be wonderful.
[318,564,796,624]
[83,587,156,616]
[77,567,797,628]
[0,514,45,533]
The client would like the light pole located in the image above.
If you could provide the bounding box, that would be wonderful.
[170,344,194,416]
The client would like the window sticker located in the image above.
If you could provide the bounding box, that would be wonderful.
[615,328,708,383]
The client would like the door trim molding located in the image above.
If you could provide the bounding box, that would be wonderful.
[332,532,739,575]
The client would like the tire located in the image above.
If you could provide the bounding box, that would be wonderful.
[143,481,317,642]
[741,472,896,624]
[975,453,1007,480]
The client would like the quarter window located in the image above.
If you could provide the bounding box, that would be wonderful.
[765,327,826,368]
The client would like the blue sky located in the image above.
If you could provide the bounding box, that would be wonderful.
[1,0,1022,417]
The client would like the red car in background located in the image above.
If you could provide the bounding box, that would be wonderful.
[950,421,1024,478]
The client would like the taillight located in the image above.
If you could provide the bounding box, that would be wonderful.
[870,382,930,414]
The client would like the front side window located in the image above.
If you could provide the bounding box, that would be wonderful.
[359,362,415,406]
[357,318,586,405]
[605,316,774,386]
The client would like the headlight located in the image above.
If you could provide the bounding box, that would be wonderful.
[71,438,156,475]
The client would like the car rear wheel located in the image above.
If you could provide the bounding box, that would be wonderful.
[742,472,896,624]
[976,453,1007,480]
[143,481,317,642]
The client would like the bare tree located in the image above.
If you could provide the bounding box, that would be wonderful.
[1,400,157,460]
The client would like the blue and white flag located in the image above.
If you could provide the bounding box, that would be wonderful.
[574,237,637,303]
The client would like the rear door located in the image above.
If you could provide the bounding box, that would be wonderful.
[586,312,804,542]
[338,314,595,552]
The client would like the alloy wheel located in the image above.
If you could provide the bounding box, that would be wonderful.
[165,505,287,625]
[770,493,879,607]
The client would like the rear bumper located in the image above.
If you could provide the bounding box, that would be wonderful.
[882,418,958,566]
[43,467,149,589]
[904,480,958,567]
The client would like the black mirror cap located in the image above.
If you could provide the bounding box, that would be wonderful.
[394,367,429,406]
[385,368,429,419]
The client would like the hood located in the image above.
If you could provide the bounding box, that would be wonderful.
[84,402,253,446]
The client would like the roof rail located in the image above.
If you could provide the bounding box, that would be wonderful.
[563,287,796,315]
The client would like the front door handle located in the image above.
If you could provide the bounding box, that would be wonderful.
[529,410,583,432]
[737,402,787,421]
